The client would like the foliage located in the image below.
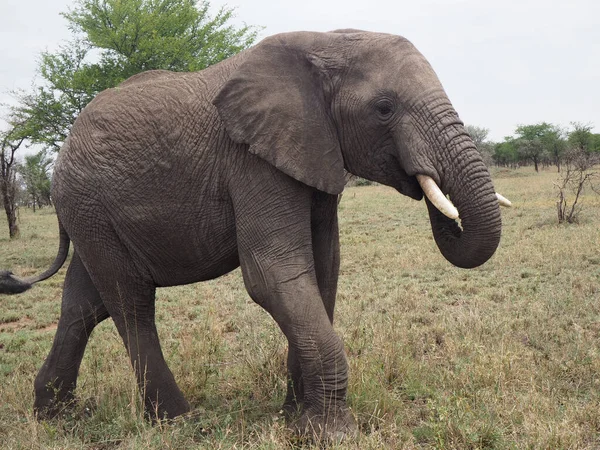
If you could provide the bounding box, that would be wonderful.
[542,125,567,172]
[353,177,375,186]
[8,0,260,152]
[10,41,94,152]
[20,151,54,211]
[568,122,600,154]
[64,0,259,76]
[492,122,598,172]
[492,137,520,168]
[465,125,489,149]
[513,122,556,172]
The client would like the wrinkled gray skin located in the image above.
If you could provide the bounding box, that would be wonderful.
[0,30,501,440]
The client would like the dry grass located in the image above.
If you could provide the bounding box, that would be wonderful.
[1,167,599,449]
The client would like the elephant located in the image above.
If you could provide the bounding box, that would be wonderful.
[0,30,510,440]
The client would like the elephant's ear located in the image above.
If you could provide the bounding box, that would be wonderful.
[213,33,345,195]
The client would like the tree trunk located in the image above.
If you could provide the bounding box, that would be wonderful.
[1,180,20,239]
[1,134,26,238]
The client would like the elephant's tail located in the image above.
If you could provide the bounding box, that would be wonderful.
[0,221,70,295]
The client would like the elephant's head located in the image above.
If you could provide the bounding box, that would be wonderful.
[214,30,507,268]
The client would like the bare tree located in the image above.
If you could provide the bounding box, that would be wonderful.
[1,129,26,238]
[555,147,599,224]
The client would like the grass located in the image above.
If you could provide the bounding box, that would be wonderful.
[1,167,600,449]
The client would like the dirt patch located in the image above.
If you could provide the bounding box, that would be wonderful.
[0,316,34,331]
[38,323,58,332]
[0,316,57,333]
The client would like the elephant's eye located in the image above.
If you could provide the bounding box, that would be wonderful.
[375,99,395,118]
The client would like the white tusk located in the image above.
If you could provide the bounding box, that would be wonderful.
[416,174,459,220]
[496,192,512,207]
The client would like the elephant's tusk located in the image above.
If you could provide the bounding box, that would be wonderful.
[496,192,512,207]
[416,174,459,220]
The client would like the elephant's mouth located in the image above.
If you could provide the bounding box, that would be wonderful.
[390,163,423,200]
[402,176,424,200]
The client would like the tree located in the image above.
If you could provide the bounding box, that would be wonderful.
[591,133,600,153]
[465,125,489,149]
[465,125,494,166]
[65,0,258,75]
[555,146,599,224]
[9,0,260,152]
[541,125,567,172]
[493,137,519,168]
[568,122,598,155]
[514,123,557,172]
[10,41,94,152]
[0,127,26,238]
[20,151,53,212]
[553,122,600,223]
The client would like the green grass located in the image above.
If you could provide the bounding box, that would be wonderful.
[1,168,599,449]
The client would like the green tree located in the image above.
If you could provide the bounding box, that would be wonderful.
[568,122,596,154]
[591,134,600,153]
[514,122,558,172]
[64,0,258,76]
[10,41,95,152]
[493,137,519,168]
[541,125,567,172]
[20,151,53,212]
[9,0,260,152]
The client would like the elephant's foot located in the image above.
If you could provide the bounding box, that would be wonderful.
[34,391,77,421]
[289,404,357,443]
[281,397,302,421]
[281,403,301,421]
[143,394,191,423]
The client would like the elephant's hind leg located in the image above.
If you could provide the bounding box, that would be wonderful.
[104,284,191,421]
[73,229,190,421]
[34,251,109,419]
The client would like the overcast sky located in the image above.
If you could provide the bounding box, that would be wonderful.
[1,0,598,142]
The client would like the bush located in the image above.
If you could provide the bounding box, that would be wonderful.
[554,148,599,223]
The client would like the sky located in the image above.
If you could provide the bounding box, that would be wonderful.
[1,0,599,142]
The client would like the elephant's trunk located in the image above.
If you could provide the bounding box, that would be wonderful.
[423,124,502,269]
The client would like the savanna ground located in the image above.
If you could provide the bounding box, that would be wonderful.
[1,168,599,449]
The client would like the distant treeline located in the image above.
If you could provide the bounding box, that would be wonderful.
[467,123,600,172]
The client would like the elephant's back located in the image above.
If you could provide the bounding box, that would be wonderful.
[60,71,221,186]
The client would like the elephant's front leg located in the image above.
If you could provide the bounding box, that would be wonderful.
[283,191,341,418]
[233,182,355,441]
